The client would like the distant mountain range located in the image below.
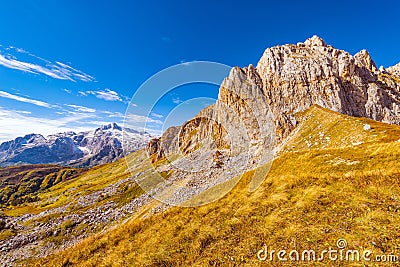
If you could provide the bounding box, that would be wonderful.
[0,123,153,167]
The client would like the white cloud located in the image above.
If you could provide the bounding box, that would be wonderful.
[86,89,122,101]
[65,104,96,113]
[0,106,154,142]
[78,91,88,96]
[172,97,183,104]
[76,120,121,127]
[0,90,53,108]
[16,48,27,53]
[15,110,32,114]
[63,88,72,94]
[0,107,95,143]
[102,111,125,118]
[125,114,163,125]
[79,89,133,104]
[151,112,164,118]
[0,46,95,82]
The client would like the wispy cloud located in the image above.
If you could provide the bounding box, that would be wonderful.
[15,110,32,114]
[0,45,95,82]
[65,104,96,113]
[78,88,133,104]
[125,114,163,125]
[172,97,183,104]
[0,105,160,142]
[78,91,88,96]
[0,90,53,108]
[102,111,125,118]
[84,89,123,101]
[0,107,96,143]
[151,112,164,119]
[123,113,163,135]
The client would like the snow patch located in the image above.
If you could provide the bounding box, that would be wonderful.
[363,124,371,131]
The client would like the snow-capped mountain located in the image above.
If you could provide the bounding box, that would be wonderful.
[0,123,154,167]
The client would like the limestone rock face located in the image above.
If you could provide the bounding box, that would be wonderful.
[303,35,327,47]
[256,36,400,141]
[148,65,275,162]
[147,36,400,159]
[147,126,181,162]
[354,49,378,73]
[387,62,400,77]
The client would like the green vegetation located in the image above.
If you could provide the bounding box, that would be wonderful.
[0,150,148,217]
[25,106,400,266]
[0,165,85,207]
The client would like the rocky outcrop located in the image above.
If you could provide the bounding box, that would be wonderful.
[387,62,400,77]
[354,49,378,73]
[256,35,400,141]
[147,126,180,162]
[148,63,276,164]
[147,36,400,160]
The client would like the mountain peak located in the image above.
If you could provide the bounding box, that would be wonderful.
[0,123,151,167]
[148,36,400,162]
[303,35,327,47]
[387,62,400,77]
[100,122,122,131]
[354,49,377,72]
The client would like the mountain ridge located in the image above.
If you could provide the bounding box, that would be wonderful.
[147,35,400,161]
[0,123,153,167]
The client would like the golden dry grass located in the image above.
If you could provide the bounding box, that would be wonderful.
[26,106,400,266]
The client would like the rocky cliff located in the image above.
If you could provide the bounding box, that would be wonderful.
[256,35,400,141]
[148,36,400,160]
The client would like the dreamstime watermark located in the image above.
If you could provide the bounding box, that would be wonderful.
[257,238,399,263]
[122,61,276,207]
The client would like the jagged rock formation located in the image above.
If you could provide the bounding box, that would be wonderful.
[0,123,153,167]
[148,64,276,165]
[147,126,180,162]
[387,62,400,78]
[256,35,400,141]
[148,36,400,159]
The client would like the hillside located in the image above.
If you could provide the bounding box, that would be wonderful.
[0,165,87,206]
[26,106,400,266]
[2,36,400,266]
[0,151,158,266]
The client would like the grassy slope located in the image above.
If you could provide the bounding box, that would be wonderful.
[0,165,86,208]
[28,106,400,266]
[0,151,148,217]
[0,151,154,251]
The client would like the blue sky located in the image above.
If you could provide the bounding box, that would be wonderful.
[0,0,399,142]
